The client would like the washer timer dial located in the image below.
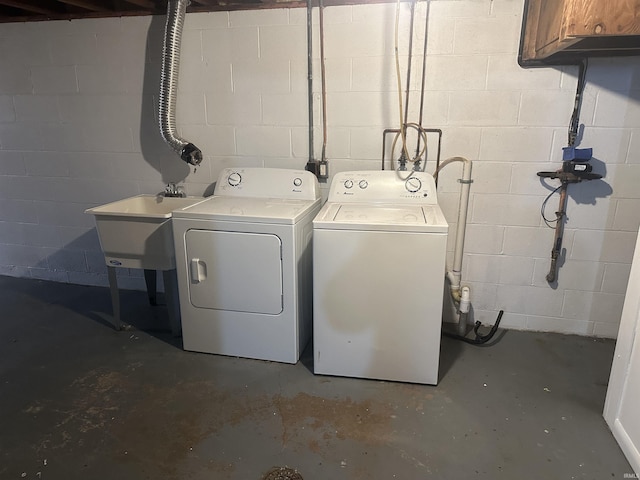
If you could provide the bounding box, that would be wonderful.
[344,180,354,189]
[405,177,422,193]
[358,180,368,189]
[228,172,242,187]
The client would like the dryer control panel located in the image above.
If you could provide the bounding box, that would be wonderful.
[328,171,438,204]
[215,168,320,201]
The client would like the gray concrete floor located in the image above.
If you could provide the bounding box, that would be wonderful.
[0,275,633,480]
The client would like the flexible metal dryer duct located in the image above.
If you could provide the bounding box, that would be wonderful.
[159,0,203,166]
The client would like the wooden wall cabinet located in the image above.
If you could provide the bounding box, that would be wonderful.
[519,0,640,66]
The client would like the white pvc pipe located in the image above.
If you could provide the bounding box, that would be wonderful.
[453,157,472,288]
[459,285,471,313]
[458,285,471,335]
[434,156,473,327]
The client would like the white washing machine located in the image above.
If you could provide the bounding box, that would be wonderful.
[313,170,448,384]
[172,168,322,363]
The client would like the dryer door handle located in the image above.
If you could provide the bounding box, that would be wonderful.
[190,258,207,283]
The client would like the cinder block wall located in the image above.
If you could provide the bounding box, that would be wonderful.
[1,0,639,337]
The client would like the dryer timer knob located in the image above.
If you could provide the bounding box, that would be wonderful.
[228,172,242,187]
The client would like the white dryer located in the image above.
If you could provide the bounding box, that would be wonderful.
[313,170,448,384]
[172,168,322,363]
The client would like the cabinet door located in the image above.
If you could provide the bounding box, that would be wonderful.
[185,229,283,315]
[520,0,640,64]
[604,231,640,475]
[563,0,640,37]
[534,0,565,53]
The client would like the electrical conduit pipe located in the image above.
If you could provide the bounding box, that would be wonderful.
[434,156,473,335]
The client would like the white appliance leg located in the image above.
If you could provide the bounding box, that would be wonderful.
[163,269,182,337]
[107,266,122,331]
[143,269,158,306]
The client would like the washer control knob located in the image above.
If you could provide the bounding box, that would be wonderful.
[344,180,354,189]
[228,172,242,187]
[359,180,368,189]
[293,177,302,187]
[405,177,422,193]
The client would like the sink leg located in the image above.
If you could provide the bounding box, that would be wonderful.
[143,269,158,306]
[163,269,181,337]
[107,266,122,331]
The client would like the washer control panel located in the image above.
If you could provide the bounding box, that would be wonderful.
[215,168,320,201]
[329,171,438,204]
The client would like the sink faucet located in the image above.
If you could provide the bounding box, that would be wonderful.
[164,182,185,198]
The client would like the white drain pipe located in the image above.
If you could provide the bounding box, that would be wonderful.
[434,156,473,335]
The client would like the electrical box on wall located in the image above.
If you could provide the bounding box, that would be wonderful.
[519,0,640,66]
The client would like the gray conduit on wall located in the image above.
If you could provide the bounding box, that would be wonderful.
[159,0,203,166]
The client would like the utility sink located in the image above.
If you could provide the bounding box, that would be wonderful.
[86,194,206,271]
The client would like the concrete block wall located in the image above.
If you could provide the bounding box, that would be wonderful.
[1,0,639,337]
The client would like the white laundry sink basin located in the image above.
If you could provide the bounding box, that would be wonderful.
[86,194,206,270]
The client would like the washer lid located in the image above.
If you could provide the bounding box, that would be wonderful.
[314,203,448,233]
[172,196,321,224]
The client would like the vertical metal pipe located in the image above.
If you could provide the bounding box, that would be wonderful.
[415,0,430,162]
[568,59,588,147]
[546,180,569,283]
[403,0,415,127]
[307,0,315,161]
[319,0,328,162]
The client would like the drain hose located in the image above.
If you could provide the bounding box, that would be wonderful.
[159,0,203,166]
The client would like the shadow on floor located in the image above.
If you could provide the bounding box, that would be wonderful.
[0,274,182,349]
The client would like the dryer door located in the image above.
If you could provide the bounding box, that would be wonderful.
[185,229,283,314]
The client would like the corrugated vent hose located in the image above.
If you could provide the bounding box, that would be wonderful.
[159,0,203,166]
